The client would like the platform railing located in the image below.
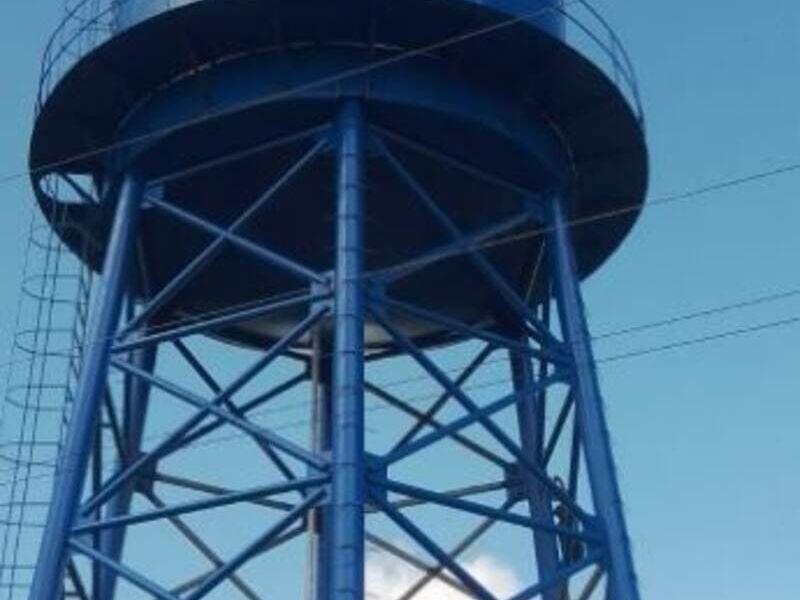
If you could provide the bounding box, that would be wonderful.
[37,0,644,125]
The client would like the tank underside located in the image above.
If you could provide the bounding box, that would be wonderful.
[30,0,648,349]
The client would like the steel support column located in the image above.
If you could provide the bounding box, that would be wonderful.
[30,172,145,600]
[509,346,563,600]
[99,343,158,598]
[547,195,639,600]
[329,99,366,600]
[308,328,332,600]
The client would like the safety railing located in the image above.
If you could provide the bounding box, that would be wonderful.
[36,0,644,124]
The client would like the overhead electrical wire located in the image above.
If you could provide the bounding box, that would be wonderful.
[0,307,798,493]
[0,0,798,501]
[0,0,581,187]
[0,157,799,379]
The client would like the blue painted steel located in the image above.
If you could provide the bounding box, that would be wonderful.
[125,136,326,336]
[74,476,329,534]
[113,292,323,353]
[23,0,649,595]
[99,343,158,599]
[30,172,145,600]
[509,349,563,600]
[330,99,366,600]
[113,0,565,37]
[547,194,640,600]
[369,492,496,600]
[309,330,333,600]
[69,539,179,600]
[185,490,327,600]
[377,479,597,542]
[82,308,328,518]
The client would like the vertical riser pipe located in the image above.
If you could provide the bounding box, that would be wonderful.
[330,99,366,600]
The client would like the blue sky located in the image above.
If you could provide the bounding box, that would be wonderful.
[0,2,799,599]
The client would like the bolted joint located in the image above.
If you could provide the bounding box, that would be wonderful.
[311,274,335,314]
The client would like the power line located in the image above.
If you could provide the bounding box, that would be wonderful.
[0,308,798,492]
[2,157,799,380]
[0,1,579,187]
[370,161,800,281]
[593,287,800,340]
[597,314,800,364]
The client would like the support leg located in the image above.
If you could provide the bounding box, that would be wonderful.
[99,343,158,598]
[308,328,332,600]
[547,196,639,600]
[30,172,145,600]
[330,99,366,600]
[509,347,563,600]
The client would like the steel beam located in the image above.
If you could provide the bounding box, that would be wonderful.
[86,308,326,516]
[375,138,557,346]
[509,345,562,600]
[308,328,333,600]
[30,172,144,600]
[185,490,326,600]
[329,99,366,600]
[98,342,158,599]
[547,195,640,600]
[369,492,496,600]
[123,137,327,335]
[390,344,493,452]
[69,538,180,600]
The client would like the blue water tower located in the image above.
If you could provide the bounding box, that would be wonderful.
[24,0,647,598]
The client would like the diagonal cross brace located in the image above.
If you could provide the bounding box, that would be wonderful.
[82,309,326,517]
[121,137,327,336]
[374,136,560,347]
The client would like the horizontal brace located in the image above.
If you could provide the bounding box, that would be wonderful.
[69,539,179,600]
[379,296,567,365]
[114,292,325,352]
[154,472,294,512]
[375,479,600,543]
[148,196,325,285]
[74,475,329,535]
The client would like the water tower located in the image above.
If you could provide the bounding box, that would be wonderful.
[13,0,647,598]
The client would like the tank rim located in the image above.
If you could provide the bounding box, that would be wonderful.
[30,0,648,298]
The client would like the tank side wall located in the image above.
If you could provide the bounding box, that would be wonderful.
[479,0,565,38]
[113,0,564,37]
[114,0,199,30]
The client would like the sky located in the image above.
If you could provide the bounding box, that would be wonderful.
[0,1,799,600]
